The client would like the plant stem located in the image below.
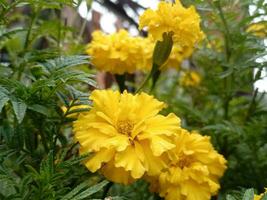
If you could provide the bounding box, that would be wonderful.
[215,0,233,119]
[136,72,152,93]
[102,181,113,199]
[24,11,38,50]
[245,88,258,122]
[115,74,126,92]
[18,7,38,81]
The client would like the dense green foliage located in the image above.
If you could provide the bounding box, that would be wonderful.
[0,0,267,199]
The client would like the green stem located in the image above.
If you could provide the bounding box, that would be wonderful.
[216,0,231,61]
[24,11,38,50]
[136,72,152,93]
[18,8,38,80]
[39,126,49,153]
[102,182,113,199]
[115,74,126,92]
[215,0,233,119]
[54,8,62,54]
[245,88,258,122]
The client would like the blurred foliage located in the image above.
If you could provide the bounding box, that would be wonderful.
[0,0,267,199]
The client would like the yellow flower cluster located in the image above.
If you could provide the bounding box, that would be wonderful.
[180,71,202,87]
[86,1,204,74]
[73,89,227,199]
[147,129,227,200]
[86,30,147,74]
[86,30,196,73]
[254,188,267,200]
[139,0,204,47]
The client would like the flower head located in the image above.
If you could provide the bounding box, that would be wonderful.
[73,90,181,184]
[147,130,227,200]
[139,0,204,47]
[86,30,148,74]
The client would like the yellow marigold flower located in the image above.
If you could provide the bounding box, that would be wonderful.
[247,23,267,38]
[86,30,147,74]
[139,0,204,47]
[73,89,181,184]
[180,71,201,87]
[147,130,227,200]
[254,188,267,200]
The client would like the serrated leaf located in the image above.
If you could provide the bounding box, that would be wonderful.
[242,189,254,200]
[70,180,109,200]
[61,181,93,200]
[43,55,90,72]
[11,99,27,123]
[66,108,90,115]
[0,89,9,112]
[28,104,51,116]
[226,194,237,200]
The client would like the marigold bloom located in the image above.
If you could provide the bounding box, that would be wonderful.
[139,0,204,47]
[73,90,181,184]
[147,130,227,200]
[86,30,147,74]
[180,71,201,87]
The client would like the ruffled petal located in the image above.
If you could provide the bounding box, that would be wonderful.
[114,144,146,179]
[85,148,115,172]
[101,160,135,185]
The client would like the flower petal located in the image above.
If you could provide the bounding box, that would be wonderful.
[114,144,146,179]
[85,148,115,172]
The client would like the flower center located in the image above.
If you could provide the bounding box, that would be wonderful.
[117,120,134,136]
[178,154,193,169]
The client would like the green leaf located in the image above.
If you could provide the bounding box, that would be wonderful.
[28,104,51,116]
[61,181,93,200]
[11,99,27,123]
[261,193,267,200]
[0,87,9,112]
[66,108,90,116]
[42,55,90,72]
[226,194,237,200]
[62,180,109,200]
[242,189,254,200]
